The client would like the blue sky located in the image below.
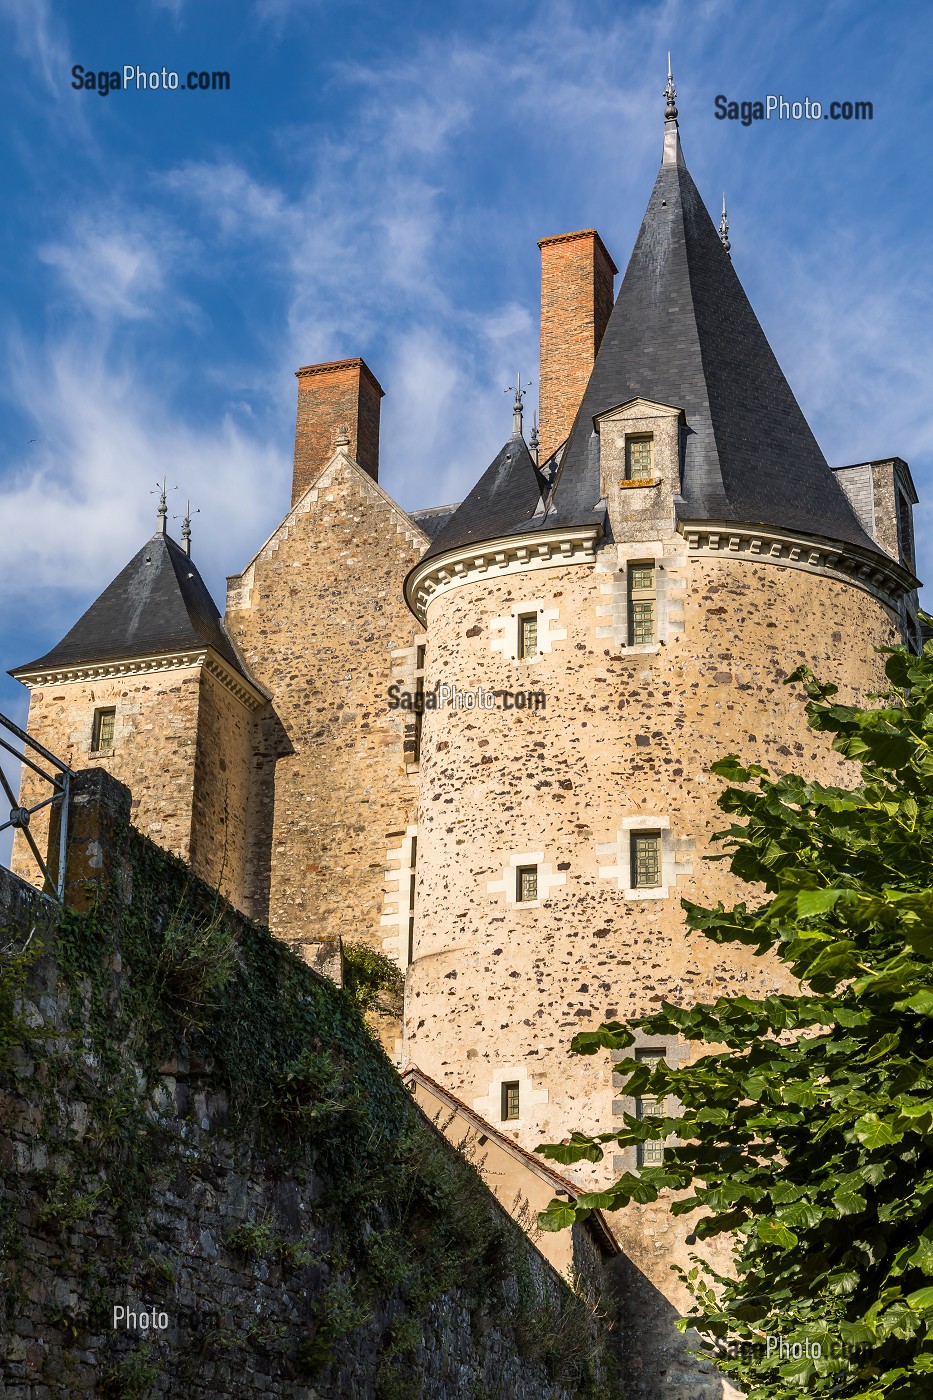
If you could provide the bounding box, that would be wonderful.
[1,0,931,834]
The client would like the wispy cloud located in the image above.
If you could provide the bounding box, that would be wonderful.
[38,216,193,324]
[0,0,69,95]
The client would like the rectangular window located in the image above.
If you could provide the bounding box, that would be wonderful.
[636,1049,667,1166]
[517,613,538,659]
[91,707,116,752]
[626,436,654,480]
[627,562,656,646]
[631,832,661,889]
[516,865,538,902]
[501,1081,520,1121]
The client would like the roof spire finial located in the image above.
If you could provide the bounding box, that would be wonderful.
[505,373,530,438]
[174,500,200,557]
[664,52,678,123]
[719,193,731,255]
[530,412,539,465]
[151,478,177,535]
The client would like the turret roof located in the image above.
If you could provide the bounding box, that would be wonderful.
[12,531,247,678]
[418,95,883,562]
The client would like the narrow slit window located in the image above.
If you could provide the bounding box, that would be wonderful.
[501,1081,520,1121]
[631,832,661,889]
[91,707,116,752]
[626,436,654,480]
[413,645,426,762]
[627,562,656,646]
[517,613,538,659]
[407,836,418,965]
[516,865,538,902]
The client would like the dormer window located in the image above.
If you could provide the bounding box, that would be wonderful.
[625,435,654,481]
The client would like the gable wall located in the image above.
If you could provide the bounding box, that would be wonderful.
[224,454,426,963]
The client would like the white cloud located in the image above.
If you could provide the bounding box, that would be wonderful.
[38,217,189,323]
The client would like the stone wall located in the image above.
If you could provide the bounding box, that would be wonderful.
[225,448,427,968]
[11,665,203,888]
[189,667,256,910]
[404,541,899,1399]
[0,779,621,1399]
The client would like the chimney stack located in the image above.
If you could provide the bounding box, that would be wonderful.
[292,357,384,505]
[537,230,617,463]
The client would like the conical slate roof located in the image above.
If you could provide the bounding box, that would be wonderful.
[421,431,543,560]
[548,119,877,552]
[12,531,246,677]
[420,106,882,563]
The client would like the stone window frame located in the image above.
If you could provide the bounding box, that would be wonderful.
[611,1033,689,1175]
[473,1063,548,1132]
[594,545,686,656]
[389,634,428,776]
[489,601,567,663]
[89,705,117,756]
[597,815,694,900]
[486,851,566,908]
[380,824,418,970]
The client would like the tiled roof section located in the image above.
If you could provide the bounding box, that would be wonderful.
[13,532,246,677]
[545,129,880,554]
[408,503,461,542]
[420,433,544,561]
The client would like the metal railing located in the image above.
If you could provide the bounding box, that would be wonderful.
[0,711,72,902]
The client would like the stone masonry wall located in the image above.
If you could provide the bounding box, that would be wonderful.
[225,449,426,965]
[188,668,256,912]
[11,667,202,888]
[0,796,620,1399]
[404,542,899,1399]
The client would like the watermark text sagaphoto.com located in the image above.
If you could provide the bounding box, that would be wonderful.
[715,94,873,125]
[388,683,546,712]
[72,66,230,95]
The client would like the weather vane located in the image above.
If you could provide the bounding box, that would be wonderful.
[505,372,531,437]
[174,500,200,556]
[719,194,731,255]
[151,479,178,533]
[665,52,678,122]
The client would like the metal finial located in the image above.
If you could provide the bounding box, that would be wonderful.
[151,478,177,534]
[719,193,731,255]
[174,500,200,557]
[664,52,678,123]
[530,413,539,465]
[505,373,531,438]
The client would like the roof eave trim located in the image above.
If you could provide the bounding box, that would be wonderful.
[404,523,604,622]
[11,646,269,712]
[679,519,920,606]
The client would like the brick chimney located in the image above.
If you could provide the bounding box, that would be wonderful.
[292,357,384,505]
[537,230,617,462]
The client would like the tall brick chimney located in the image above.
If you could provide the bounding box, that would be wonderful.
[292,357,384,505]
[537,230,617,462]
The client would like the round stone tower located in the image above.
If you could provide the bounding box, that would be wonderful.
[401,82,918,1393]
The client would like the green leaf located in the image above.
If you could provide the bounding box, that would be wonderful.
[853,1113,901,1149]
[756,1219,798,1250]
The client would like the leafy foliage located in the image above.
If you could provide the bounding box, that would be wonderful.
[537,633,933,1398]
[342,940,404,1019]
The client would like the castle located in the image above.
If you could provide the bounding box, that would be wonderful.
[9,73,921,1396]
